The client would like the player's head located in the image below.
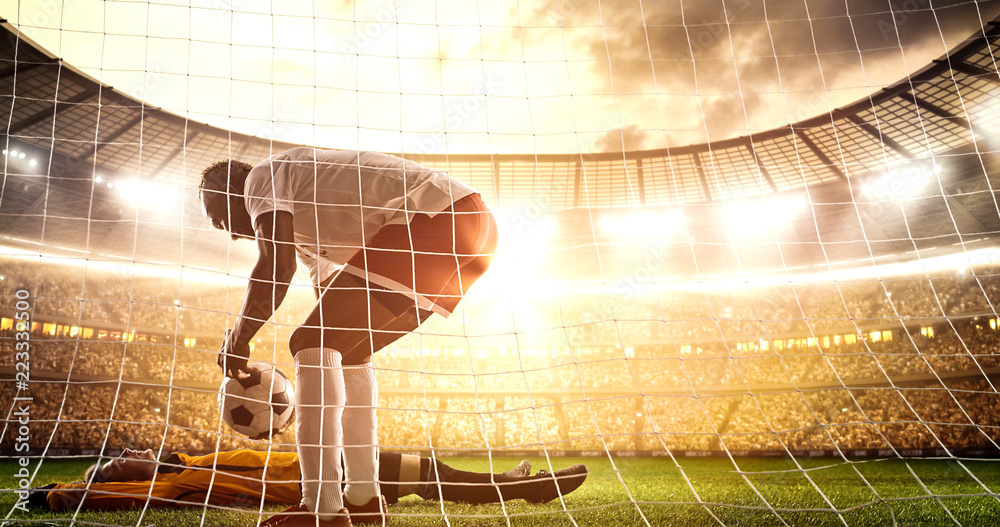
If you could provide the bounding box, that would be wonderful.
[199,159,255,240]
[84,448,158,483]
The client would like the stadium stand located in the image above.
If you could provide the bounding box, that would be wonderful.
[3,254,999,455]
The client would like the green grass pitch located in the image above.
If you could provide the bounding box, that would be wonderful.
[1,455,998,526]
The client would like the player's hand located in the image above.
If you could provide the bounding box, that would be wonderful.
[218,329,251,378]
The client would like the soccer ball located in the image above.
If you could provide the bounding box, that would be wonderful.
[218,363,295,440]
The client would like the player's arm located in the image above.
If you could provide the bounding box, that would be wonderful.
[219,210,296,376]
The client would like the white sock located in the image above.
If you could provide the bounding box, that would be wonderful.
[294,348,346,519]
[342,362,380,506]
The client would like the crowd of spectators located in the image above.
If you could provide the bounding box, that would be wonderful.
[2,256,999,454]
[2,378,995,454]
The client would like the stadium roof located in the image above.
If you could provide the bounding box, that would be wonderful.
[0,17,998,275]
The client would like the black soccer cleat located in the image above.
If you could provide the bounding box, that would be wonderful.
[523,464,589,503]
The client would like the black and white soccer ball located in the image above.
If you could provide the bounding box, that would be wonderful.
[218,363,295,440]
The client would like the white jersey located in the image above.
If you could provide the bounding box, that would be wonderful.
[243,147,477,285]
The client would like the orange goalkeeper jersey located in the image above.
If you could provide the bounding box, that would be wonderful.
[46,449,302,511]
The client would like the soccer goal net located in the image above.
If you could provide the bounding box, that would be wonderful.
[2,1,1000,525]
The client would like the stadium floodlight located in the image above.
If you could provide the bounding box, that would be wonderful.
[860,161,941,201]
[114,179,179,212]
[0,147,41,170]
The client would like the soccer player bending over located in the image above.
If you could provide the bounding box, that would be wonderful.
[199,148,499,526]
[31,448,588,515]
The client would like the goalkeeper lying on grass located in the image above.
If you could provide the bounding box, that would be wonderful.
[30,448,587,519]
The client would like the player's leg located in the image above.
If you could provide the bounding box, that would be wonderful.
[378,452,530,504]
[336,200,497,518]
[283,346,348,525]
[281,274,396,525]
[329,276,432,363]
[414,457,589,504]
[406,193,499,316]
[340,359,384,522]
[340,306,432,361]
[289,273,418,525]
[337,193,498,341]
[285,194,497,523]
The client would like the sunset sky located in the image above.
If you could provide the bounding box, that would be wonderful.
[2,0,998,154]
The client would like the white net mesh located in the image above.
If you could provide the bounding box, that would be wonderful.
[2,1,1000,525]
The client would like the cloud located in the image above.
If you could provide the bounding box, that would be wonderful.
[592,125,651,152]
[520,0,1000,144]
